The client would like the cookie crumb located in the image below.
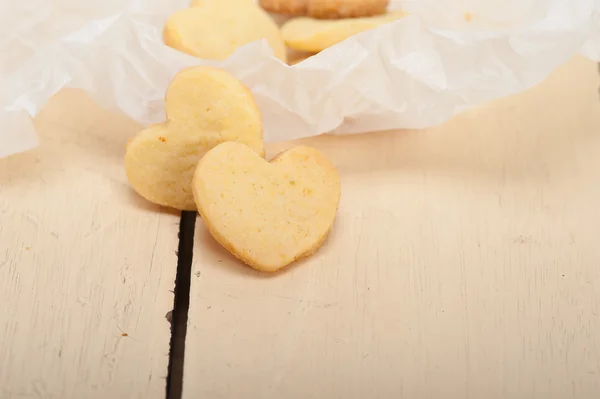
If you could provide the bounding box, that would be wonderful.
[121,333,128,337]
[158,136,167,142]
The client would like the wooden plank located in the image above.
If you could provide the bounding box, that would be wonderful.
[182,55,600,399]
[0,90,179,399]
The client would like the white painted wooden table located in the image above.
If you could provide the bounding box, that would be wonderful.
[0,91,179,399]
[184,56,600,399]
[1,56,599,399]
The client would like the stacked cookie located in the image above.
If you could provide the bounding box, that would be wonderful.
[282,10,408,59]
[125,67,341,272]
[265,0,406,63]
[261,0,390,19]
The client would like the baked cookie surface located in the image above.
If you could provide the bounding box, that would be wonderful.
[164,2,287,61]
[260,0,389,19]
[125,67,264,211]
[282,11,407,52]
[193,142,341,272]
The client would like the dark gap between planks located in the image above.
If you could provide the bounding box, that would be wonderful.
[166,211,197,399]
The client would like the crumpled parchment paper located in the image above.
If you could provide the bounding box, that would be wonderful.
[1,0,599,158]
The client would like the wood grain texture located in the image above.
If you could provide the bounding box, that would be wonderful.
[183,56,600,399]
[0,90,179,399]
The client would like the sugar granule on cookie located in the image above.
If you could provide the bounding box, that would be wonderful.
[282,10,407,52]
[165,1,287,62]
[260,0,389,19]
[193,141,341,272]
[125,67,264,211]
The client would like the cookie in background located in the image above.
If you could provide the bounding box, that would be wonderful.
[164,0,287,62]
[282,10,408,53]
[190,0,256,4]
[287,49,318,65]
[260,0,389,19]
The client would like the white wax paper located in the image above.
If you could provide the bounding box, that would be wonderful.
[1,0,599,158]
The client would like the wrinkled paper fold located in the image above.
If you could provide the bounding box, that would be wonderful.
[1,0,599,158]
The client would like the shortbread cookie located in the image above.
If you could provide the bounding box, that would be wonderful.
[281,10,407,52]
[287,50,317,65]
[125,67,264,211]
[164,2,287,62]
[193,142,341,272]
[190,0,254,5]
[260,0,389,19]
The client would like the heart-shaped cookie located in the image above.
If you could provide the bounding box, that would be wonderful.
[164,1,287,62]
[193,141,341,272]
[281,11,407,52]
[260,0,389,19]
[125,66,264,211]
